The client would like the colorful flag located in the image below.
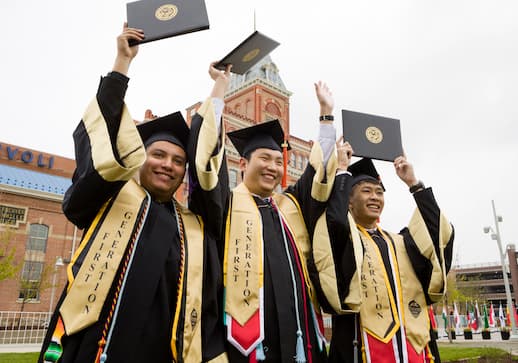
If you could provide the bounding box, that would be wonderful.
[466,301,471,329]
[442,306,448,333]
[499,302,506,327]
[489,303,495,327]
[506,305,511,326]
[429,305,438,330]
[473,301,480,331]
[453,302,461,333]
[483,304,489,329]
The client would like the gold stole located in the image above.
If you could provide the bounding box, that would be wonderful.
[224,184,263,325]
[171,205,206,363]
[357,226,401,343]
[390,231,430,353]
[60,180,146,335]
[358,227,430,353]
[224,184,319,324]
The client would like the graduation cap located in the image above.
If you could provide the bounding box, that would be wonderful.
[137,111,189,149]
[215,31,280,75]
[342,109,403,162]
[348,157,385,191]
[227,119,290,157]
[126,0,210,46]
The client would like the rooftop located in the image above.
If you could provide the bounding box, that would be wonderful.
[0,164,71,196]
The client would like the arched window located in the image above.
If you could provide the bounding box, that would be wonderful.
[265,102,281,117]
[290,153,296,167]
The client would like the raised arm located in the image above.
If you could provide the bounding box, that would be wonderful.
[63,24,146,229]
[187,63,232,241]
[395,155,455,303]
[285,81,338,234]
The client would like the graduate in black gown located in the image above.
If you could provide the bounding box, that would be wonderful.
[39,24,228,363]
[310,151,454,363]
[188,80,341,362]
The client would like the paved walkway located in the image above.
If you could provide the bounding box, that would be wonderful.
[0,343,40,353]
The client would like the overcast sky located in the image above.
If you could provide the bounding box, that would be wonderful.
[2,1,517,266]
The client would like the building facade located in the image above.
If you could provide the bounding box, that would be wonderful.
[452,244,518,308]
[0,142,78,313]
[186,55,312,190]
[0,56,313,314]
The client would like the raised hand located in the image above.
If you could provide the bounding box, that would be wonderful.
[209,62,232,99]
[112,22,145,75]
[314,81,334,116]
[394,155,418,187]
[336,136,353,172]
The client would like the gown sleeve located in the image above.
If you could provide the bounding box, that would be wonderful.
[284,123,338,237]
[399,188,455,303]
[187,98,230,246]
[63,72,146,229]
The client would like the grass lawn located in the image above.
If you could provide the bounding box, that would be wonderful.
[439,346,518,362]
[0,347,517,363]
[0,352,39,363]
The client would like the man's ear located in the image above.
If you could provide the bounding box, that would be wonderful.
[239,157,247,172]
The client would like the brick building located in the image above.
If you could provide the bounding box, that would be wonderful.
[452,244,518,308]
[0,55,313,315]
[0,142,77,313]
[186,55,312,188]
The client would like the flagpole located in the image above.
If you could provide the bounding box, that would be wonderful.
[483,200,518,336]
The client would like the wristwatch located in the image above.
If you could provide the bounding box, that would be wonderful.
[409,180,425,194]
[319,115,334,121]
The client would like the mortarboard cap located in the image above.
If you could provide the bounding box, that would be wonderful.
[126,0,209,46]
[348,157,385,191]
[342,109,403,162]
[215,31,280,75]
[227,119,290,157]
[137,111,189,150]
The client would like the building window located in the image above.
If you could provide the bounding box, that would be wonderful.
[19,261,44,300]
[297,155,303,170]
[19,224,49,302]
[26,224,48,252]
[290,153,296,167]
[265,102,281,117]
[229,169,238,189]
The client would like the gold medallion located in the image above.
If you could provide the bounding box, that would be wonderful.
[155,4,178,21]
[242,49,260,63]
[365,126,383,144]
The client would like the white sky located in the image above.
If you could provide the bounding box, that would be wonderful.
[1,1,517,266]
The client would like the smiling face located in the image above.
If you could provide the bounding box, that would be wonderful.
[240,148,284,198]
[349,180,385,229]
[138,140,186,203]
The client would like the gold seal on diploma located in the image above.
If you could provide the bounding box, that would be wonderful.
[365,126,383,144]
[155,4,178,21]
[242,49,260,63]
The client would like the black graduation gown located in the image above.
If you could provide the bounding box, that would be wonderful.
[311,173,454,363]
[39,72,225,363]
[188,114,329,362]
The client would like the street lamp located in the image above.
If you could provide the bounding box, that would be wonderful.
[48,256,64,317]
[484,199,517,336]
